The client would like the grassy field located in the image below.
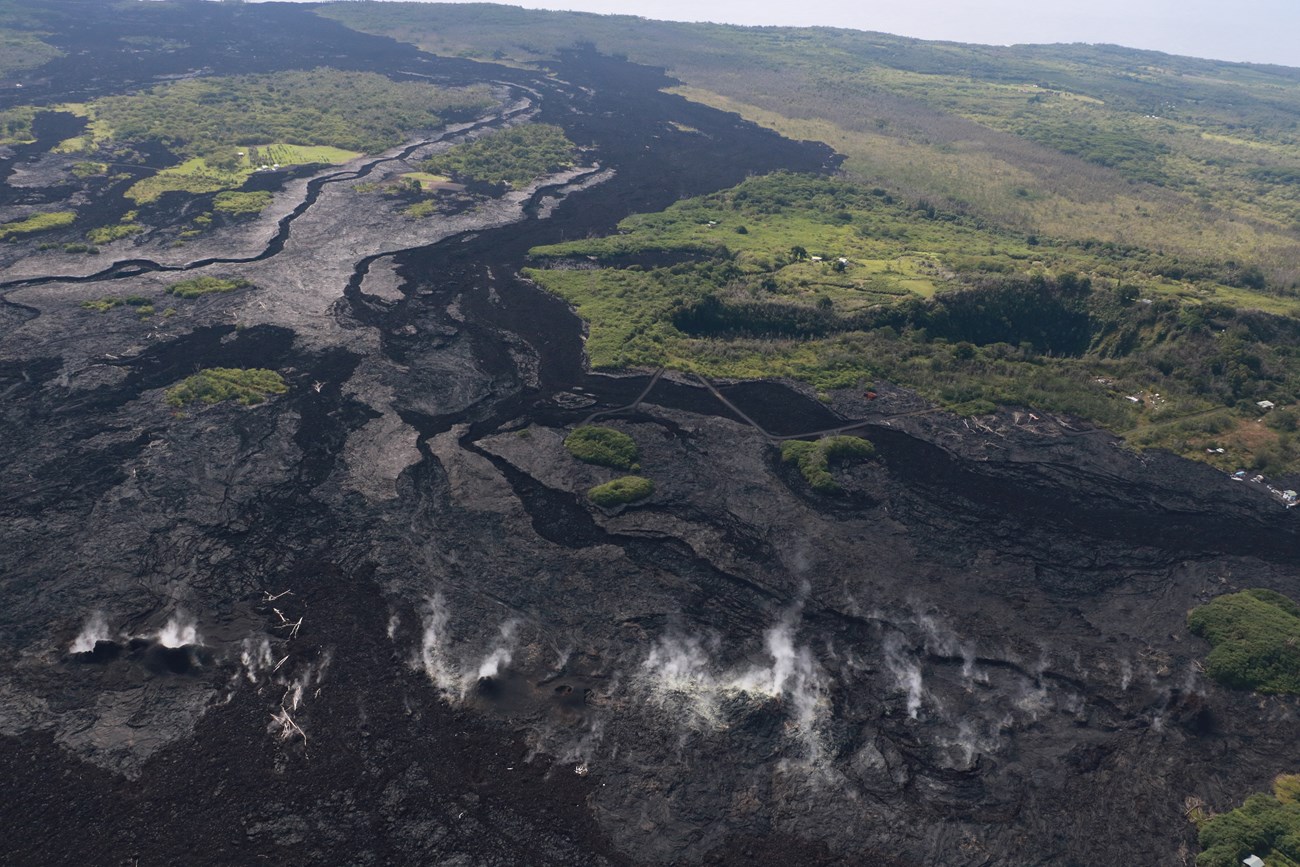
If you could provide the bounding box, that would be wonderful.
[323,4,1300,289]
[0,211,75,239]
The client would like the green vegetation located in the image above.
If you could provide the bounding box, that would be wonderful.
[588,475,655,507]
[0,30,61,78]
[564,425,640,470]
[781,436,875,493]
[213,191,272,216]
[42,69,493,201]
[0,106,38,144]
[0,211,75,240]
[71,161,108,178]
[403,200,437,218]
[423,124,575,187]
[400,171,453,191]
[320,5,1300,471]
[86,223,142,244]
[325,4,1300,285]
[1188,589,1300,694]
[80,295,153,314]
[523,170,1300,470]
[164,368,288,408]
[165,276,250,299]
[1195,774,1300,867]
[92,70,492,169]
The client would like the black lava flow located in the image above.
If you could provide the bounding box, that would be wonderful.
[6,5,1300,867]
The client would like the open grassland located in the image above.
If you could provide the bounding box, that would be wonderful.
[323,4,1300,289]
[0,211,75,239]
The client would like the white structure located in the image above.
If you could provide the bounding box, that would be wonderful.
[1258,400,1276,410]
[1243,855,1265,867]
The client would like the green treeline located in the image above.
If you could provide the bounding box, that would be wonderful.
[1196,775,1300,867]
[1188,589,1300,695]
[423,124,575,187]
[93,69,494,169]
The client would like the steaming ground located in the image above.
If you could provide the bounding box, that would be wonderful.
[3,2,1300,864]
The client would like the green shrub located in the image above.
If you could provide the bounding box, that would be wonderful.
[86,223,142,244]
[166,276,249,298]
[1188,589,1300,694]
[213,191,272,215]
[781,435,875,493]
[80,297,122,312]
[564,425,639,470]
[164,367,288,408]
[403,200,437,218]
[71,161,107,178]
[588,475,654,507]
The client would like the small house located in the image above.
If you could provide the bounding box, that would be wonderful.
[1258,400,1276,410]
[1243,855,1265,867]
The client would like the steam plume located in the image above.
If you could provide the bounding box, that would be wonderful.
[70,611,110,653]
[475,620,519,681]
[158,611,200,648]
[883,632,924,719]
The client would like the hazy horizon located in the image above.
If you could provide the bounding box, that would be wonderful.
[308,0,1300,68]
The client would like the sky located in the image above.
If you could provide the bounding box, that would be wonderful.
[416,0,1300,67]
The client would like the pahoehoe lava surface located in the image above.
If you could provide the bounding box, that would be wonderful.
[2,4,1299,866]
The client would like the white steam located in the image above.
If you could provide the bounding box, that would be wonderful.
[418,594,458,694]
[239,637,276,684]
[415,594,520,699]
[158,611,200,648]
[70,611,110,653]
[641,609,829,743]
[883,632,925,719]
[476,620,519,680]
